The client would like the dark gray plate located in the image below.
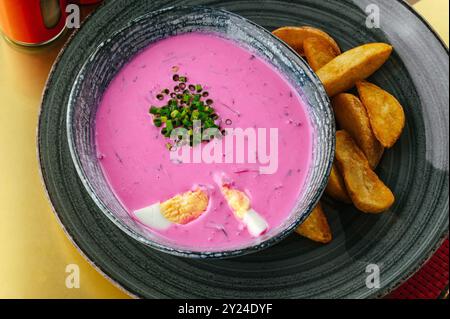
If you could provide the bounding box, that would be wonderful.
[38,0,449,298]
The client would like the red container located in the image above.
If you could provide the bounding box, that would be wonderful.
[0,0,68,46]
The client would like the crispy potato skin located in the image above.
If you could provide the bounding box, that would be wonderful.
[296,202,332,244]
[335,130,395,213]
[356,81,406,148]
[304,37,338,71]
[332,93,384,169]
[316,43,393,97]
[272,26,341,56]
[325,163,352,203]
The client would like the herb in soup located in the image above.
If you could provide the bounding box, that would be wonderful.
[149,72,222,148]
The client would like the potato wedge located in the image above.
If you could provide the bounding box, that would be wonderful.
[304,37,338,71]
[272,26,341,56]
[325,163,352,203]
[356,81,405,148]
[296,202,332,244]
[335,130,394,213]
[332,93,384,169]
[316,43,393,97]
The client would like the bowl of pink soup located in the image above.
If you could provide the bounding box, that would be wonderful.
[67,6,335,258]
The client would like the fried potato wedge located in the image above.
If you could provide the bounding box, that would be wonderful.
[296,202,332,244]
[335,130,395,213]
[304,37,339,71]
[325,163,352,203]
[356,81,406,148]
[332,93,384,169]
[272,26,341,56]
[316,43,393,97]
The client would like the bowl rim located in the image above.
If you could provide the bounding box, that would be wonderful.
[65,5,335,259]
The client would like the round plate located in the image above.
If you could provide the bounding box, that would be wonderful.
[38,0,449,298]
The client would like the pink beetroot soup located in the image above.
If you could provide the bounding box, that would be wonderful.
[95,33,312,250]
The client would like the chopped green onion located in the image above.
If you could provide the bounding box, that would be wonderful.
[191,110,199,120]
[160,107,170,116]
[182,94,190,103]
[150,71,223,147]
[168,99,178,107]
[165,120,174,131]
[183,119,192,127]
[171,110,180,118]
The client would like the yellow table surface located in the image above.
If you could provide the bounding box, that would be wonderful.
[0,1,448,299]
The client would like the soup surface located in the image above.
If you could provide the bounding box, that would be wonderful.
[95,32,312,250]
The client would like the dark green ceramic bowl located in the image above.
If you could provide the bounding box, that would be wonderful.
[38,0,448,298]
